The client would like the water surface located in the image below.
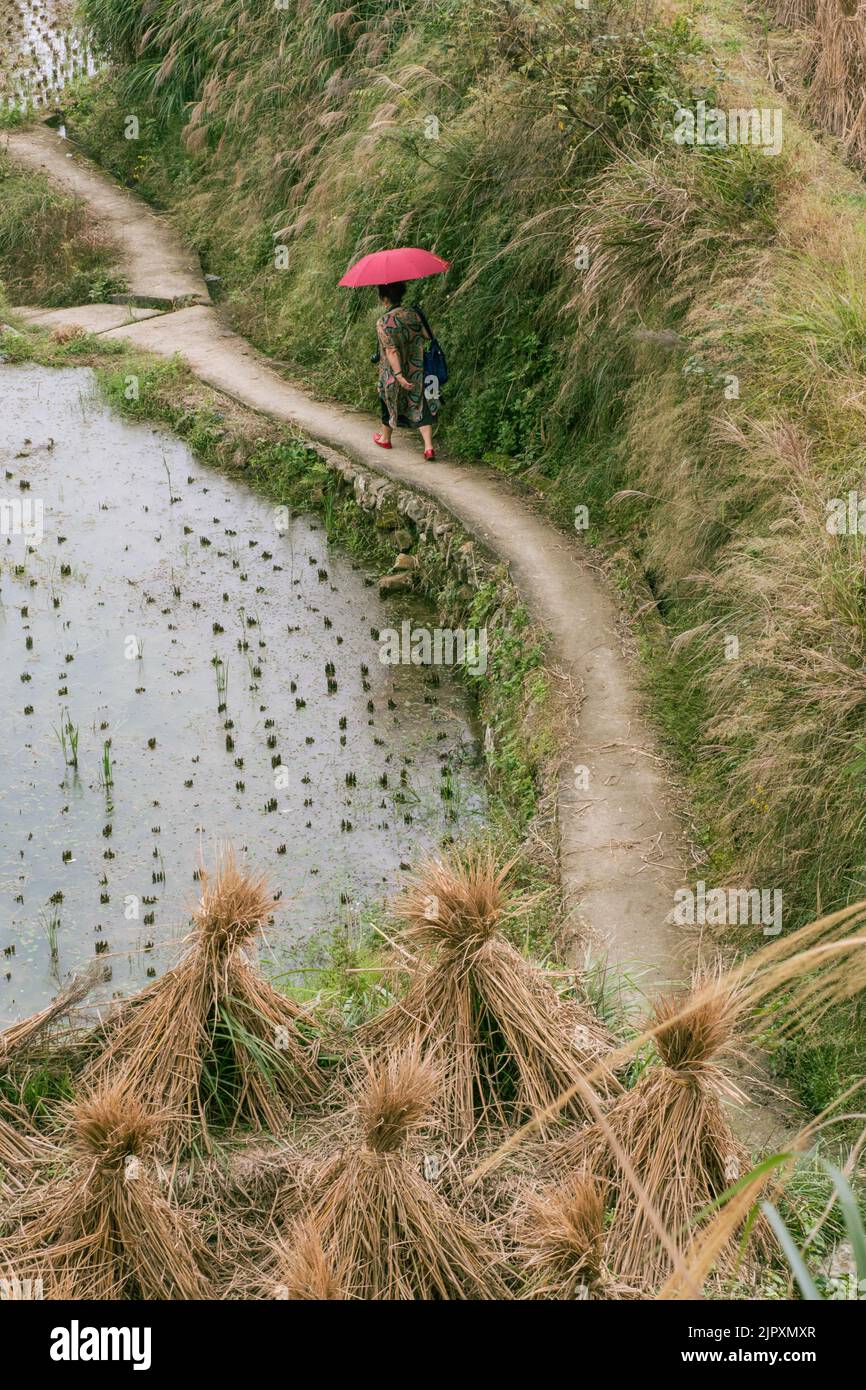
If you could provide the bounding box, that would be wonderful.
[1,0,95,113]
[0,365,484,1021]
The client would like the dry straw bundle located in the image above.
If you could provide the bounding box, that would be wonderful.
[470,902,866,1293]
[0,1104,54,1202]
[358,849,616,1142]
[0,964,100,1065]
[1,1085,212,1299]
[1,968,100,1200]
[303,1048,506,1299]
[804,0,866,168]
[271,1217,347,1300]
[517,1172,615,1299]
[769,0,819,26]
[551,971,757,1289]
[85,847,325,1155]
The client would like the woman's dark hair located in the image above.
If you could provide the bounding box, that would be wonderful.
[377,281,406,305]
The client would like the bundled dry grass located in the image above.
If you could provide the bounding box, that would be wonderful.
[0,965,100,1064]
[0,1085,212,1299]
[304,1048,507,1299]
[270,1217,347,1300]
[358,849,617,1142]
[0,1103,55,1204]
[0,971,102,1202]
[658,1162,783,1300]
[769,0,819,26]
[804,1,866,168]
[84,848,326,1155]
[550,971,760,1289]
[517,1172,612,1299]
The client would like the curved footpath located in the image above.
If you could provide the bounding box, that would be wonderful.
[5,126,692,1001]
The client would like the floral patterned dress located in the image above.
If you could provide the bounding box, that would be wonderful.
[376,305,437,428]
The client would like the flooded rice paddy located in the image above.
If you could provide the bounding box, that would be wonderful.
[0,366,485,1022]
[1,0,95,114]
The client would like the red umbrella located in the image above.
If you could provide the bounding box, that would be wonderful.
[339,247,450,287]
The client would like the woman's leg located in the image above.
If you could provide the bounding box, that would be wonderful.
[419,424,433,452]
[374,397,393,446]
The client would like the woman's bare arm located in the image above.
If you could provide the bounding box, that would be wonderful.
[385,345,410,386]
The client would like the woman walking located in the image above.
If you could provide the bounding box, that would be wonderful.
[372,282,438,460]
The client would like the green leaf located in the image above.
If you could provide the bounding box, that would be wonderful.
[694,1150,794,1223]
[820,1161,866,1280]
[760,1201,822,1300]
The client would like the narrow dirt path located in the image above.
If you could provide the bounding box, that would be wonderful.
[5,125,208,306]
[4,125,690,998]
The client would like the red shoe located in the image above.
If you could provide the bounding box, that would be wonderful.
[424,448,436,461]
[373,432,392,449]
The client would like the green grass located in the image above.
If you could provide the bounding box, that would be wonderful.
[0,153,125,307]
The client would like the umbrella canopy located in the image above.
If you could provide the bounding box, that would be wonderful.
[339,247,450,288]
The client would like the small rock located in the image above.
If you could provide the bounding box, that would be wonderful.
[392,553,418,571]
[379,573,413,595]
[402,497,428,524]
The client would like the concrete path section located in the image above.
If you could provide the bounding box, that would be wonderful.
[3,126,209,307]
[15,304,164,333]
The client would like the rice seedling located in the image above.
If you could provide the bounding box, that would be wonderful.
[549,969,763,1290]
[357,847,617,1142]
[52,707,78,769]
[303,1048,506,1299]
[0,1085,212,1299]
[162,455,180,505]
[84,846,327,1156]
[39,905,61,964]
[99,739,113,789]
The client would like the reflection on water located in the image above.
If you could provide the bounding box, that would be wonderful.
[0,365,485,1021]
[0,0,96,113]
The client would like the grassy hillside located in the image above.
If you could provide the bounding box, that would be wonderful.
[52,0,866,1108]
